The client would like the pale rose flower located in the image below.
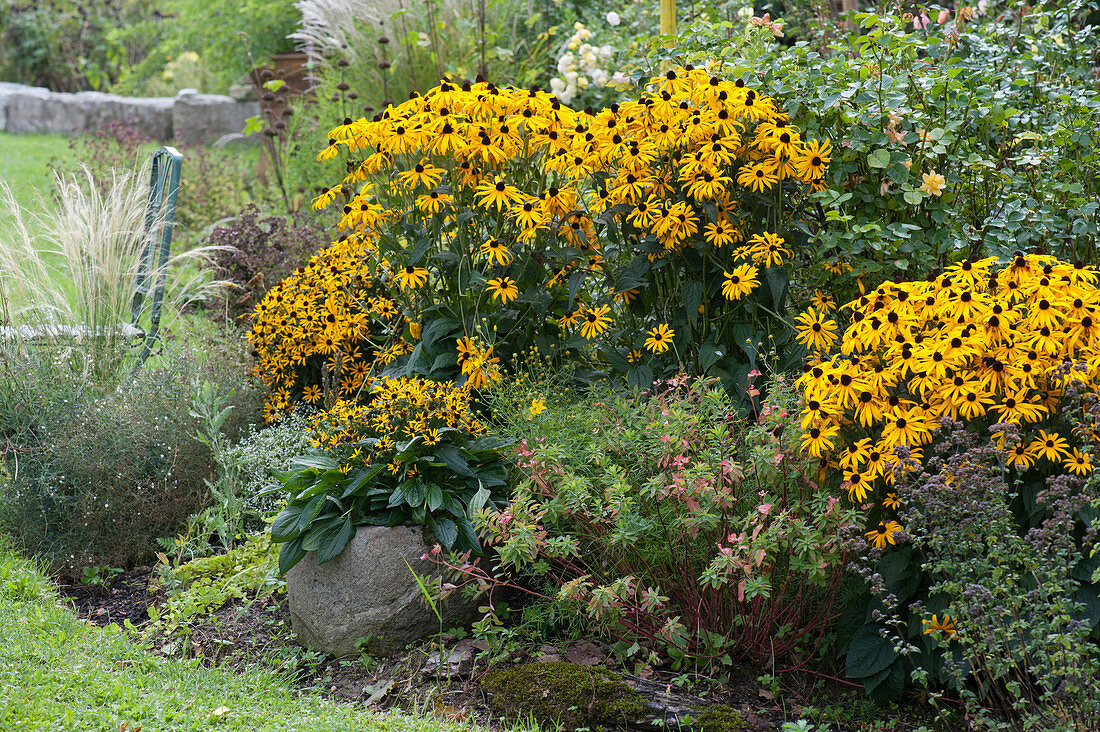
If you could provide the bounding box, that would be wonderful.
[606,11,621,25]
[920,171,947,196]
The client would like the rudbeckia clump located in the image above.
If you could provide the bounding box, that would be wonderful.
[798,253,1100,517]
[268,376,508,572]
[250,65,830,418]
[796,253,1100,703]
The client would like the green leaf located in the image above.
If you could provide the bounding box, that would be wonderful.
[270,505,304,543]
[426,483,445,512]
[764,266,788,312]
[866,660,905,703]
[846,624,896,679]
[627,365,654,392]
[468,484,492,519]
[409,237,431,266]
[298,492,329,533]
[903,189,925,205]
[867,149,891,169]
[402,479,426,507]
[242,115,264,136]
[567,270,586,303]
[433,443,474,477]
[278,535,307,574]
[316,516,356,564]
[698,341,725,372]
[421,317,460,347]
[683,280,703,326]
[433,517,458,550]
[340,464,386,499]
[291,453,339,471]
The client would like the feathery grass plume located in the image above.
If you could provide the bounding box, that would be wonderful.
[0,165,229,386]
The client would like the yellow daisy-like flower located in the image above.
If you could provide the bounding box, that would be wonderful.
[1030,430,1071,463]
[721,264,759,301]
[794,307,838,352]
[486,277,520,304]
[1006,441,1036,470]
[579,304,613,340]
[865,520,903,549]
[811,290,836,311]
[394,264,430,291]
[414,189,453,214]
[882,492,902,510]
[703,221,738,248]
[800,422,841,458]
[736,161,779,193]
[793,138,831,181]
[1064,448,1093,476]
[922,614,956,637]
[301,384,324,404]
[644,323,676,355]
[397,161,446,190]
[742,231,791,268]
[479,237,514,266]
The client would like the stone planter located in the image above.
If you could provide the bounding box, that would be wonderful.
[286,524,478,658]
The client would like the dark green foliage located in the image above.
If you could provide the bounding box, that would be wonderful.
[0,0,156,91]
[269,434,509,574]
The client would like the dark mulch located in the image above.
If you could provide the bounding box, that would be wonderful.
[58,566,157,627]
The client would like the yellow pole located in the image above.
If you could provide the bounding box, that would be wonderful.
[660,0,676,35]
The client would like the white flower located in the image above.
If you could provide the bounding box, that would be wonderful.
[591,69,608,87]
[610,71,631,87]
[550,77,567,95]
[606,11,621,25]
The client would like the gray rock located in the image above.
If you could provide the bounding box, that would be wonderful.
[0,82,173,140]
[286,525,478,658]
[171,92,260,145]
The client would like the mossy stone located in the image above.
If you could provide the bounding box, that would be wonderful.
[695,704,748,731]
[481,661,648,730]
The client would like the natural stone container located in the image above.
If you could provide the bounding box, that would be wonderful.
[286,524,478,658]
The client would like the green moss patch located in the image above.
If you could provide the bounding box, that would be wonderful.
[695,704,748,731]
[481,661,648,730]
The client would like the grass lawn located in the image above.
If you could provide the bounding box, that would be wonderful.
[0,132,72,198]
[0,546,538,732]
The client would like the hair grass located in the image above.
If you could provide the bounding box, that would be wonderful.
[0,165,227,386]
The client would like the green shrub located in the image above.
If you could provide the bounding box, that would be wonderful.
[636,4,1100,297]
[438,374,857,673]
[0,0,157,91]
[0,327,261,577]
